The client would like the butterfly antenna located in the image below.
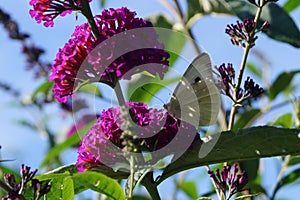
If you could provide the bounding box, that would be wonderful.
[141,87,165,104]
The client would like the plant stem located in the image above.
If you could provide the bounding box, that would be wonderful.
[227,2,264,130]
[114,81,126,106]
[127,155,135,199]
[79,0,99,40]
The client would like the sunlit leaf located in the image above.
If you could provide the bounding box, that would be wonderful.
[40,121,95,168]
[62,177,74,200]
[127,76,180,103]
[233,108,262,132]
[79,84,102,97]
[72,171,125,200]
[100,0,106,7]
[246,62,262,79]
[31,80,54,101]
[271,113,293,128]
[187,0,232,20]
[178,181,198,199]
[283,0,300,13]
[268,70,300,100]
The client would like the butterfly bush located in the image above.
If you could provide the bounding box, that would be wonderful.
[48,7,170,102]
[2,165,51,200]
[76,102,199,172]
[208,164,248,199]
[29,0,92,27]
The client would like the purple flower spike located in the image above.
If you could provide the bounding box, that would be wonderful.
[225,19,257,48]
[208,164,249,199]
[29,0,92,27]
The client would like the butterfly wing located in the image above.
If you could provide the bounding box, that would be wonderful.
[166,53,221,127]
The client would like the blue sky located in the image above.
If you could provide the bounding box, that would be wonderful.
[0,0,300,199]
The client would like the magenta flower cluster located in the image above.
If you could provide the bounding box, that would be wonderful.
[76,102,198,172]
[29,0,92,27]
[48,7,170,102]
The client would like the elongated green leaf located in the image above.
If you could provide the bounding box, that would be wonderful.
[226,0,300,48]
[233,108,262,132]
[40,121,95,167]
[149,14,173,29]
[271,113,293,128]
[157,126,300,184]
[72,171,125,200]
[271,167,300,199]
[187,0,232,20]
[246,62,262,79]
[45,176,66,199]
[127,76,180,103]
[31,80,54,101]
[283,0,300,13]
[0,166,21,182]
[62,177,74,200]
[178,181,198,199]
[100,0,106,7]
[288,155,300,166]
[268,70,300,100]
[79,84,102,97]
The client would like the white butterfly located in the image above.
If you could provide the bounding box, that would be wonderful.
[165,52,221,128]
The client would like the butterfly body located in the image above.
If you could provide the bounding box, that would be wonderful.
[165,53,221,128]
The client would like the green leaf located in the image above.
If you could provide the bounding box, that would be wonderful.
[240,159,259,182]
[157,29,187,68]
[233,108,262,132]
[31,80,54,101]
[187,0,232,21]
[157,126,300,185]
[132,195,152,200]
[40,121,95,167]
[79,84,102,97]
[127,76,180,103]
[271,167,300,199]
[283,0,300,13]
[100,0,106,7]
[14,119,35,130]
[149,14,173,29]
[271,113,293,128]
[72,171,125,200]
[0,166,21,182]
[36,172,71,181]
[268,70,300,100]
[62,177,74,200]
[45,176,67,199]
[288,155,300,166]
[246,62,262,79]
[226,0,300,48]
[178,181,198,199]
